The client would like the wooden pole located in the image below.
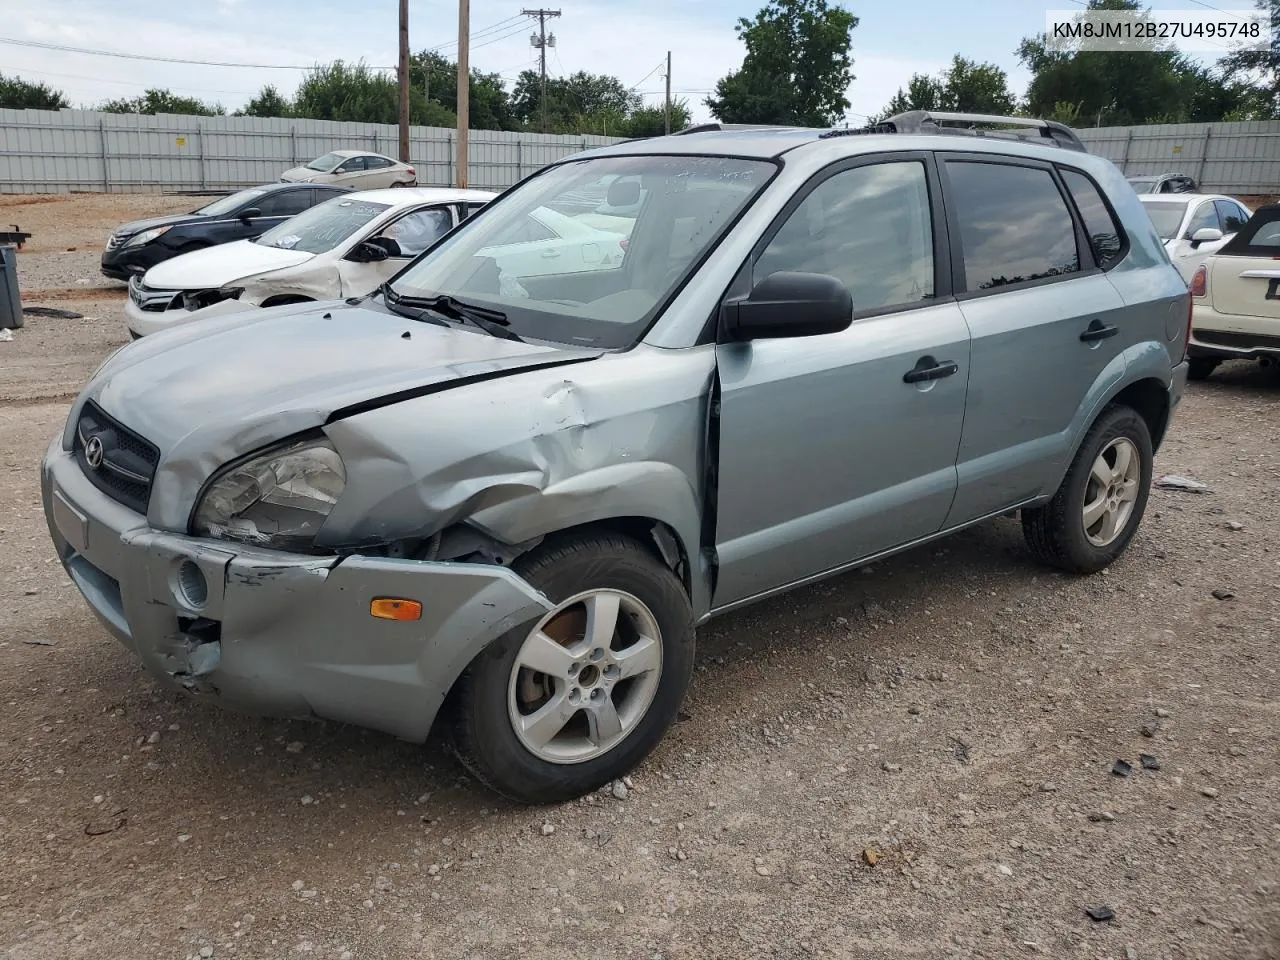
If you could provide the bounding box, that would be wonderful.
[456,0,470,187]
[397,0,410,162]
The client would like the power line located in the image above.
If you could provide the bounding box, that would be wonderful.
[427,14,526,51]
[6,65,258,97]
[0,35,316,69]
[471,22,536,52]
[627,60,666,91]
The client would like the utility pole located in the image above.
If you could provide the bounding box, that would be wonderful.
[664,51,671,135]
[456,0,470,187]
[397,0,410,163]
[523,8,561,133]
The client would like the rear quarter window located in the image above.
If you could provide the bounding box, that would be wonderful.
[1059,168,1126,269]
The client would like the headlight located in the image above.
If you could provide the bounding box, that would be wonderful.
[193,439,346,551]
[124,226,172,247]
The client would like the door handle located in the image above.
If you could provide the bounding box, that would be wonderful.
[1079,319,1119,343]
[902,356,959,384]
[541,248,562,259]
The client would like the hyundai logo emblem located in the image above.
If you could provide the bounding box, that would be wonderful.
[84,435,105,470]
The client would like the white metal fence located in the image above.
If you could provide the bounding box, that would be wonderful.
[0,108,624,194]
[3,109,1279,197]
[1076,120,1280,196]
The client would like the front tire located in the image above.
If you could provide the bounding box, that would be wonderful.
[1022,404,1153,574]
[450,532,695,804]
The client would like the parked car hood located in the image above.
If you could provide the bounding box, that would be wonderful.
[80,302,601,515]
[114,212,203,237]
[143,239,315,291]
[280,166,326,182]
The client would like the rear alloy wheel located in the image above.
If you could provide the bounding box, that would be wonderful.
[451,532,694,804]
[1187,357,1219,381]
[1022,404,1153,574]
[390,180,407,188]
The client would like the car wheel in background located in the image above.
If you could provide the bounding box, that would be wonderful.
[1187,357,1220,381]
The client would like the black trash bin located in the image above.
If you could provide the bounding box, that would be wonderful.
[0,243,21,329]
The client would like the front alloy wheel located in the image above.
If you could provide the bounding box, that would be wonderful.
[451,532,694,804]
[508,589,663,764]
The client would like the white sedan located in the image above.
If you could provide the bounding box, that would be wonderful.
[280,150,417,190]
[1187,202,1280,380]
[126,188,494,337]
[1138,193,1252,283]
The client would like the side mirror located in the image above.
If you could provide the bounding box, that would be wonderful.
[239,207,262,222]
[349,240,389,263]
[1190,227,1223,246]
[721,271,853,342]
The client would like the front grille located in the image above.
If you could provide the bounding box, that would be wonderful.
[128,275,182,313]
[106,233,125,251]
[74,401,160,515]
[1196,330,1280,351]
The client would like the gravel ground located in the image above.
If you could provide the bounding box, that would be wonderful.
[2,196,1280,960]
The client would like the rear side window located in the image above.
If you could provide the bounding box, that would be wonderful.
[1060,169,1125,269]
[755,160,935,314]
[258,190,312,218]
[947,161,1079,291]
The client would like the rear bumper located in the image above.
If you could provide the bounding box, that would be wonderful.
[41,437,552,742]
[1190,304,1280,360]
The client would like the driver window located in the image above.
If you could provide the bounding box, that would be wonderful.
[755,161,935,315]
[375,208,452,256]
[339,157,367,173]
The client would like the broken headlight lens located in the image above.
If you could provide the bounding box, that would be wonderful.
[193,439,346,552]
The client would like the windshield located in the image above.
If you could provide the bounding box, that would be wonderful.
[254,196,390,253]
[306,152,346,173]
[194,188,268,217]
[1128,178,1158,195]
[1142,200,1188,240]
[390,155,774,348]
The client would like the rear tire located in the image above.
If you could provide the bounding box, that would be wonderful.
[1022,404,1153,574]
[450,532,695,804]
[1188,357,1219,381]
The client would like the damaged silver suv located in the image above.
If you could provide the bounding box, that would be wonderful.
[43,112,1190,803]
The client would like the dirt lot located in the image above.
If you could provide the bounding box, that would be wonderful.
[2,195,1279,960]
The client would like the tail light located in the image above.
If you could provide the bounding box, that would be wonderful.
[1190,264,1207,298]
[407,167,416,177]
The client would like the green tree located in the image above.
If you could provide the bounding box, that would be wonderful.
[411,50,512,130]
[875,56,1015,120]
[292,61,398,124]
[238,85,293,118]
[1018,0,1251,125]
[622,100,693,137]
[0,73,70,110]
[511,70,641,132]
[706,0,858,127]
[1219,0,1279,118]
[99,89,224,116]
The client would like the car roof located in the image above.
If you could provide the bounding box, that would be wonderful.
[337,186,498,206]
[1137,192,1239,204]
[245,182,349,193]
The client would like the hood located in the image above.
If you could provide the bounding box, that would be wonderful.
[144,239,315,291]
[280,167,324,182]
[81,302,601,526]
[113,212,201,238]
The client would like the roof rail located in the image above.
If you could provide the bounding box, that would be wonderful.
[828,110,1088,153]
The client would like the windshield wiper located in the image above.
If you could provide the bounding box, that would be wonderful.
[377,282,448,327]
[393,291,524,343]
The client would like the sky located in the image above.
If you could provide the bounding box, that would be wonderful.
[0,0,1256,125]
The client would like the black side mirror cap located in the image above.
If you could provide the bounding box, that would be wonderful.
[349,240,389,263]
[239,207,262,221]
[721,271,853,342]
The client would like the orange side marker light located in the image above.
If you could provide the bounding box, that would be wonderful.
[370,597,423,621]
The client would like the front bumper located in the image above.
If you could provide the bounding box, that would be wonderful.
[124,291,255,337]
[41,437,552,742]
[101,245,161,282]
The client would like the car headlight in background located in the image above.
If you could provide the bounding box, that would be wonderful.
[124,226,172,247]
[193,438,346,551]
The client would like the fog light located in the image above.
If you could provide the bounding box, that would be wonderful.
[371,597,422,621]
[175,560,208,609]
